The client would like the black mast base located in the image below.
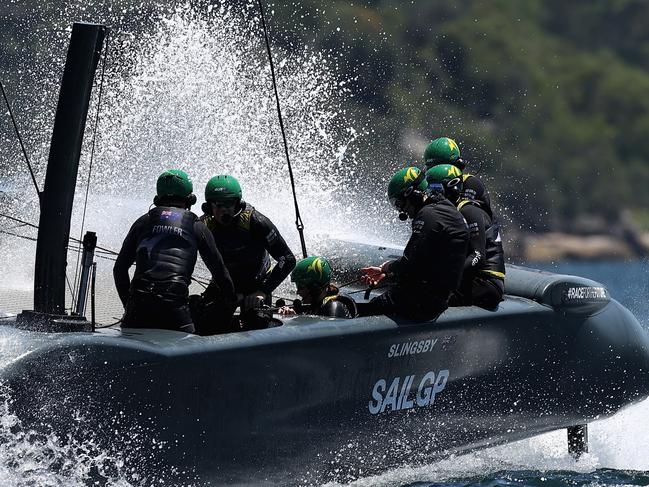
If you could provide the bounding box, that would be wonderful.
[567,424,589,458]
[15,310,92,333]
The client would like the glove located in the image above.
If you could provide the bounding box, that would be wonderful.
[243,291,267,310]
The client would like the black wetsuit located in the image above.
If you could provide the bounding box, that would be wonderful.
[200,204,296,331]
[462,173,492,217]
[114,206,235,333]
[366,193,469,321]
[450,199,505,309]
[203,203,296,296]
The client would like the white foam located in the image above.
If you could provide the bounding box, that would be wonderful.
[326,399,649,486]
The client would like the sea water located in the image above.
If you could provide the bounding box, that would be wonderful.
[0,1,648,485]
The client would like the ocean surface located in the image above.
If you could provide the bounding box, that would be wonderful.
[343,259,649,487]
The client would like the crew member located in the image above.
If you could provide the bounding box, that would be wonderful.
[114,169,236,333]
[201,175,296,329]
[280,256,357,318]
[424,136,492,216]
[426,164,505,309]
[361,167,469,320]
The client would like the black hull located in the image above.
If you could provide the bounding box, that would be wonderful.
[2,266,649,485]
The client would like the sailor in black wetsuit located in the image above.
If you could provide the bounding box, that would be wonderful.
[361,167,469,321]
[200,175,296,329]
[113,170,236,334]
[280,256,357,318]
[426,164,505,309]
[424,136,492,215]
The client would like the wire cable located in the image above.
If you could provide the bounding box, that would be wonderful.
[0,79,40,196]
[0,212,118,255]
[72,31,110,309]
[256,0,308,259]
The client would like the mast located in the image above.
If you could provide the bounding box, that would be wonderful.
[18,23,106,331]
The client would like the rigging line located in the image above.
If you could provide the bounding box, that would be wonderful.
[337,277,362,289]
[0,229,37,243]
[72,31,111,308]
[256,0,308,259]
[5,222,29,232]
[191,277,208,290]
[0,80,40,196]
[95,318,122,328]
[0,212,38,229]
[64,272,75,307]
[0,212,121,255]
[0,230,117,263]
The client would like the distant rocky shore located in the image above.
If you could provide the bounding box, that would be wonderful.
[507,232,649,261]
[503,210,649,261]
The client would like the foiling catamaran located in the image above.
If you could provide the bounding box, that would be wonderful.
[1,16,649,487]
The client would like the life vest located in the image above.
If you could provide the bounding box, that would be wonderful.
[457,199,505,280]
[203,204,271,293]
[133,206,199,295]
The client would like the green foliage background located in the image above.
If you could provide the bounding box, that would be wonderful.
[2,0,649,232]
[268,0,649,231]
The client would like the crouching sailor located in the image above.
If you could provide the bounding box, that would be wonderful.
[113,169,236,333]
[426,164,505,309]
[361,167,469,321]
[280,256,357,318]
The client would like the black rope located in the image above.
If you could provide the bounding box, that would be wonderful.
[0,213,119,256]
[256,0,308,259]
[337,277,363,289]
[0,80,40,197]
[191,277,208,289]
[0,212,38,230]
[64,272,75,308]
[0,229,37,243]
[95,318,122,329]
[0,227,118,263]
[72,32,110,309]
[5,222,29,231]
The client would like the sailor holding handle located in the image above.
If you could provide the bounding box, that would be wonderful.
[361,167,469,321]
[200,175,296,330]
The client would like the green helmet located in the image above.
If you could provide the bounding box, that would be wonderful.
[205,175,242,202]
[291,256,332,288]
[156,169,193,198]
[426,164,463,200]
[424,137,461,168]
[387,167,428,208]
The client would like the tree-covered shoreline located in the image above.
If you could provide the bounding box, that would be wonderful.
[2,0,649,237]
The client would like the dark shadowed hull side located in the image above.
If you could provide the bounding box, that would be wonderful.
[2,266,649,485]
